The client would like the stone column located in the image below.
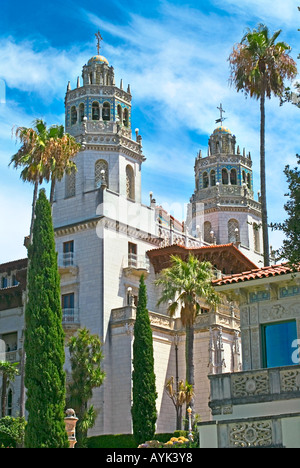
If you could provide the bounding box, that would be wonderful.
[64,409,78,448]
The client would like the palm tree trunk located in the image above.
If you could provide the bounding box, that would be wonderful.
[260,86,270,266]
[185,322,194,429]
[50,178,55,205]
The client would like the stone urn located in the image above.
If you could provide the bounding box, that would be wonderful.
[64,409,78,448]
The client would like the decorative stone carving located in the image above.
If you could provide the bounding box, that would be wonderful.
[280,368,300,392]
[232,371,269,397]
[229,420,272,447]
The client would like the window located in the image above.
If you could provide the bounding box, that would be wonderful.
[204,221,212,243]
[247,173,251,190]
[95,159,109,188]
[102,102,111,121]
[63,241,74,266]
[71,106,77,125]
[210,170,216,186]
[228,219,239,243]
[126,165,135,200]
[222,168,228,185]
[203,172,209,188]
[128,242,137,267]
[117,104,122,123]
[230,168,237,185]
[62,293,74,310]
[253,223,260,253]
[65,170,76,198]
[123,108,129,127]
[92,101,100,120]
[79,103,85,122]
[262,320,297,368]
[1,277,8,288]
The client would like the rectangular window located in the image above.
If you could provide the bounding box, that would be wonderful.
[128,242,137,267]
[63,241,74,266]
[249,291,270,303]
[262,320,297,368]
[62,293,74,310]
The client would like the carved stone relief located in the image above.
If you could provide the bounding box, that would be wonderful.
[232,371,269,397]
[229,420,273,447]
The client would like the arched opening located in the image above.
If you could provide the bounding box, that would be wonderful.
[92,102,100,120]
[95,159,109,188]
[210,170,216,186]
[71,106,77,125]
[247,173,251,190]
[228,219,239,243]
[123,108,129,127]
[102,102,111,121]
[203,221,212,243]
[79,103,85,122]
[117,104,122,123]
[126,165,135,200]
[253,223,261,252]
[203,172,209,188]
[222,168,228,185]
[242,170,246,184]
[230,168,237,185]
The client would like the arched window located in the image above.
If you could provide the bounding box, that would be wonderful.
[247,173,251,190]
[92,102,100,120]
[203,172,209,188]
[71,106,77,125]
[79,103,85,122]
[126,165,135,200]
[230,168,237,185]
[123,108,129,127]
[210,170,216,186]
[117,104,122,123]
[228,219,239,243]
[253,223,261,252]
[242,170,246,184]
[102,102,111,121]
[204,221,212,243]
[222,168,228,185]
[95,159,109,188]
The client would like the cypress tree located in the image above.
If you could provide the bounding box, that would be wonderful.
[131,275,157,446]
[24,189,69,448]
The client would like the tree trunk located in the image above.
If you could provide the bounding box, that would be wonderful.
[29,179,39,244]
[50,178,55,205]
[185,322,194,429]
[260,86,270,266]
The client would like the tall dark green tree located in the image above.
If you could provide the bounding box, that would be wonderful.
[271,154,300,266]
[24,189,69,448]
[131,275,157,446]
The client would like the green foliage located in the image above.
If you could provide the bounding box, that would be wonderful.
[87,433,174,448]
[0,417,26,448]
[67,327,105,448]
[270,154,300,266]
[24,190,69,448]
[131,275,157,446]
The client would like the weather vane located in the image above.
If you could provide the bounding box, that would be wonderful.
[216,103,227,125]
[95,30,103,55]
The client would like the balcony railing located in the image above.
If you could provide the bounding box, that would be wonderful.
[62,308,80,325]
[58,252,75,267]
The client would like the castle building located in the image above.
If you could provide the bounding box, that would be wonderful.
[0,42,265,437]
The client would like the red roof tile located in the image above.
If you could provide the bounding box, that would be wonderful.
[212,262,299,285]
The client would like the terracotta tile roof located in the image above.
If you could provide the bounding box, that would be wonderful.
[212,262,299,286]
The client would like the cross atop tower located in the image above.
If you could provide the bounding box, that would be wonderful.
[216,103,226,125]
[95,30,103,55]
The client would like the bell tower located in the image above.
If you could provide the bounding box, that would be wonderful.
[189,105,263,266]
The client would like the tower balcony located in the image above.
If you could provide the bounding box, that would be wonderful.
[58,253,78,276]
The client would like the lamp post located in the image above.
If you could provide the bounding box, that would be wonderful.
[187,407,194,443]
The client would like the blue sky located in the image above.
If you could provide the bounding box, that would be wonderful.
[0,0,299,263]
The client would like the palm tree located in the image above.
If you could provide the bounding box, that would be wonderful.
[0,361,19,417]
[10,119,49,243]
[155,254,220,420]
[229,24,297,266]
[43,124,80,205]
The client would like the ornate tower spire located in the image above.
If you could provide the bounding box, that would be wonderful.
[95,30,103,55]
[215,103,227,126]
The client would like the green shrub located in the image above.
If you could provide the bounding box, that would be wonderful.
[87,433,174,449]
[0,417,26,448]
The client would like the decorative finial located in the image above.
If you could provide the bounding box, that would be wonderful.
[216,103,227,126]
[95,30,103,55]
